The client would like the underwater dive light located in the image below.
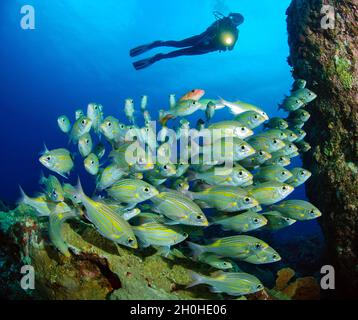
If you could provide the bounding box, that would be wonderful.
[221,32,234,46]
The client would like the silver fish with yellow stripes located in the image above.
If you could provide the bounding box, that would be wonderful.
[264,117,288,130]
[187,271,264,296]
[254,165,293,183]
[48,209,77,257]
[246,136,285,153]
[107,179,158,205]
[211,211,268,233]
[63,183,82,205]
[150,191,208,226]
[100,116,121,142]
[39,173,65,202]
[245,181,294,205]
[286,167,312,187]
[188,235,281,264]
[18,187,51,216]
[256,129,287,141]
[263,155,291,167]
[39,147,74,179]
[207,121,253,140]
[84,153,99,175]
[70,116,92,143]
[76,180,138,248]
[78,133,93,158]
[188,165,253,187]
[233,111,266,129]
[87,103,103,134]
[57,115,71,134]
[262,211,297,231]
[75,109,84,120]
[201,137,256,162]
[219,98,269,120]
[187,186,259,212]
[270,142,298,158]
[239,150,272,170]
[132,219,188,249]
[197,253,233,270]
[271,200,322,221]
[96,163,126,191]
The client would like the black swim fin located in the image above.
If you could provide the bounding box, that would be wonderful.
[133,57,156,71]
[129,41,162,57]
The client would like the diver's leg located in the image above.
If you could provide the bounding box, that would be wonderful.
[132,47,212,71]
[130,32,209,57]
[160,33,207,48]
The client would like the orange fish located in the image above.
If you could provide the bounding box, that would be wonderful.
[179,89,205,101]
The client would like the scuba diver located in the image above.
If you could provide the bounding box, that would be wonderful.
[130,12,244,71]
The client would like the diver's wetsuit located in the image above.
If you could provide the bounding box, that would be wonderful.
[130,13,243,70]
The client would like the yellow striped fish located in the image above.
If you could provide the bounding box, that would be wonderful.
[76,180,138,248]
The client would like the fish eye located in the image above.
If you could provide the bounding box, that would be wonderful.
[273,139,278,144]
[282,186,287,191]
[178,183,183,187]
[81,120,86,125]
[255,243,262,249]
[120,124,125,129]
[238,171,243,176]
[143,187,150,193]
[52,190,57,196]
[191,89,195,93]
[86,139,89,144]
[241,145,246,150]
[223,262,227,266]
[46,156,51,161]
[183,232,189,237]
[163,165,168,170]
[244,197,251,203]
[310,209,315,214]
[241,127,246,131]
[281,171,286,175]
[196,214,203,220]
[300,171,305,176]
[259,151,264,156]
[91,160,94,165]
[296,100,300,103]
[253,218,259,223]
[285,218,291,221]
[257,284,263,290]
[254,115,258,119]
[272,254,278,260]
[279,157,284,161]
[107,122,112,127]
[127,237,134,245]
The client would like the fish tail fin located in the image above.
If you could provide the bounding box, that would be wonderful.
[186,271,205,289]
[159,113,174,126]
[18,185,29,205]
[187,241,205,259]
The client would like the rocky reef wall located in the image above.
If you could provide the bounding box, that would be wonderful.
[286,0,357,298]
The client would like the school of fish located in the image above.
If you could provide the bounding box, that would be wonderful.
[19,80,321,298]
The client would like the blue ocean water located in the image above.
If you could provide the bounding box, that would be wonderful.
[0,1,323,244]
